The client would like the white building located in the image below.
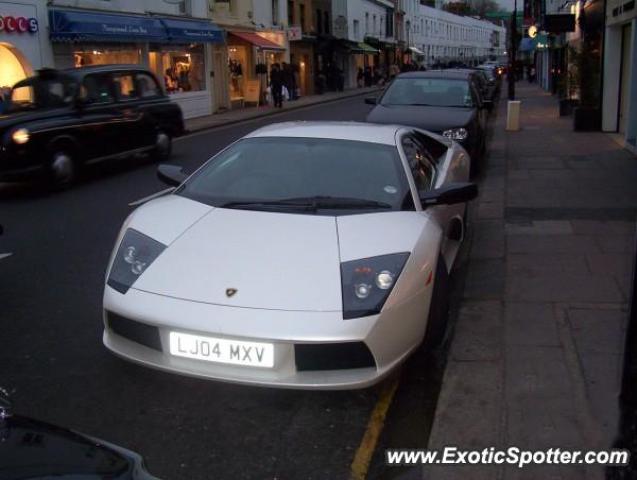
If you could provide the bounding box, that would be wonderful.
[407,3,506,65]
[602,0,636,152]
[0,0,54,90]
[332,0,397,87]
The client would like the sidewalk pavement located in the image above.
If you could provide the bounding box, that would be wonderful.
[425,83,637,479]
[183,86,381,133]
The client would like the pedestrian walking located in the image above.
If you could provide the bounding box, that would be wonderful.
[270,63,283,108]
[357,67,364,88]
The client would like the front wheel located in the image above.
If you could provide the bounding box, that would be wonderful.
[48,150,78,189]
[152,130,172,162]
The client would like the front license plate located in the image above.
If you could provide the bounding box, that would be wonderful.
[169,332,274,368]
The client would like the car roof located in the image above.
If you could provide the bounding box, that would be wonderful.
[245,122,402,146]
[60,64,151,76]
[395,70,473,80]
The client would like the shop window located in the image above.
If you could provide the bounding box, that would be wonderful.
[288,0,294,26]
[74,47,140,67]
[227,45,247,100]
[149,44,205,94]
[81,74,115,105]
[0,44,31,92]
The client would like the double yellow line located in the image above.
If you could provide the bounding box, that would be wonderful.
[350,377,401,480]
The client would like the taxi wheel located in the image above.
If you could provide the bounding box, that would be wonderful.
[49,150,77,189]
[422,254,450,350]
[153,130,172,161]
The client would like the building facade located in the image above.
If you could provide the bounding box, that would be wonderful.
[45,0,224,119]
[602,0,636,151]
[0,0,54,94]
[407,3,506,66]
[210,0,288,110]
[331,0,396,87]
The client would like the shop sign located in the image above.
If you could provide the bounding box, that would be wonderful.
[542,14,575,33]
[0,15,39,34]
[287,26,302,41]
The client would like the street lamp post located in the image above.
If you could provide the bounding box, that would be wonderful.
[508,0,518,100]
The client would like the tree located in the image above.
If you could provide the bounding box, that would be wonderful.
[442,0,504,17]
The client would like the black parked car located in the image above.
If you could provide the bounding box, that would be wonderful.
[0,390,159,479]
[444,68,496,108]
[0,65,184,187]
[365,70,489,175]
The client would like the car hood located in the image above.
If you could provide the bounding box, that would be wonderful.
[366,104,475,132]
[133,206,343,311]
[0,415,158,480]
[127,198,426,312]
[0,107,72,131]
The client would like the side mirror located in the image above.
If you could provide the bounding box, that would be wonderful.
[157,164,187,187]
[364,97,377,105]
[419,182,478,207]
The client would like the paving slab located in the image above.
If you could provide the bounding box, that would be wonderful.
[425,84,634,480]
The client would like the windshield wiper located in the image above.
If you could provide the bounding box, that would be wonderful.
[221,196,392,211]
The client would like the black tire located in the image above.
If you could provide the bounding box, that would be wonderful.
[422,254,450,350]
[48,150,78,189]
[152,130,172,162]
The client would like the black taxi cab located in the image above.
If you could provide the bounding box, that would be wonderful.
[0,65,184,187]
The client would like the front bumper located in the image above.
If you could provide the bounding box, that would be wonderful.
[103,285,426,389]
[0,146,45,182]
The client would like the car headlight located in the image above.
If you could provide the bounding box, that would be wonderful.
[341,253,410,319]
[442,128,469,141]
[11,128,29,144]
[107,229,166,294]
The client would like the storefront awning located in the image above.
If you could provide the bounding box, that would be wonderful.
[519,37,536,52]
[160,18,224,43]
[229,31,285,51]
[49,9,166,43]
[340,40,379,54]
[409,46,425,56]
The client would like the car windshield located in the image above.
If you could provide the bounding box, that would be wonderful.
[380,78,473,108]
[178,137,413,214]
[8,76,76,112]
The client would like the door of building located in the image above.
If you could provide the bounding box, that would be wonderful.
[212,47,229,112]
[619,23,632,134]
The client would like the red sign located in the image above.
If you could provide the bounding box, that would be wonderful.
[0,15,39,34]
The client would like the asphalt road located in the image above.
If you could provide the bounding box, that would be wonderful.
[0,95,457,480]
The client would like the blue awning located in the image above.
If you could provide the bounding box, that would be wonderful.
[49,9,225,44]
[519,37,536,52]
[49,9,166,43]
[160,18,224,43]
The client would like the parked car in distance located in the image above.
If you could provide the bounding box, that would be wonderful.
[102,122,477,389]
[0,66,184,187]
[446,68,497,106]
[365,71,488,175]
[477,64,502,93]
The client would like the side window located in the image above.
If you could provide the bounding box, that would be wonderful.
[402,136,435,191]
[112,73,138,101]
[136,72,162,98]
[80,74,114,105]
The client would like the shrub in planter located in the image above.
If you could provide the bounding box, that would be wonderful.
[574,106,601,131]
[559,98,579,116]
[571,8,601,131]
